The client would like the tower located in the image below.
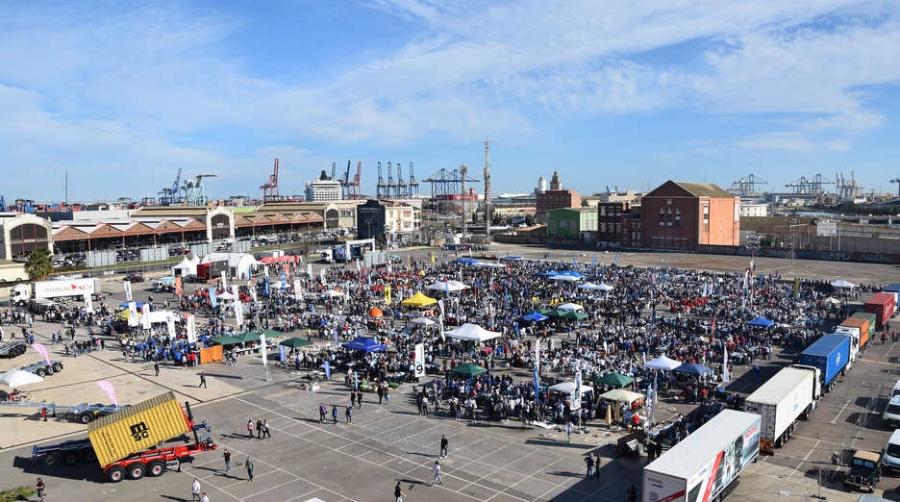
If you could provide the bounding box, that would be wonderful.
[538,175,546,194]
[484,140,492,242]
[549,171,562,190]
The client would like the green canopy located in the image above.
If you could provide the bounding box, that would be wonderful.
[259,329,284,338]
[537,308,556,316]
[559,311,588,320]
[280,337,313,349]
[238,332,262,343]
[210,335,244,345]
[596,372,634,388]
[450,363,488,377]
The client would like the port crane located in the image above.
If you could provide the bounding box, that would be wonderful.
[260,159,280,202]
[182,174,217,205]
[728,174,768,197]
[891,178,900,197]
[376,162,387,199]
[396,161,407,198]
[158,168,183,206]
[408,162,419,197]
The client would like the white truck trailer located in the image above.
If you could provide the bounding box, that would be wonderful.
[743,366,821,454]
[642,410,760,502]
[11,277,102,305]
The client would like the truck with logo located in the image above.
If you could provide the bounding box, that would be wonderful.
[797,333,851,392]
[642,410,761,502]
[11,277,102,305]
[743,366,821,454]
[29,392,215,482]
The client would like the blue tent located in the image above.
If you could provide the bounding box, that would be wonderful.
[457,257,478,265]
[520,311,549,322]
[537,270,559,277]
[119,301,146,308]
[672,363,714,376]
[557,270,584,278]
[746,316,774,328]
[342,336,387,353]
[501,255,524,261]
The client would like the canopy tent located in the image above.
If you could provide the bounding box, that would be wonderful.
[746,316,774,328]
[172,256,197,277]
[500,255,524,261]
[557,303,584,312]
[342,336,387,353]
[557,270,585,278]
[410,316,436,326]
[520,311,549,322]
[280,337,314,348]
[450,363,487,377]
[558,311,588,320]
[320,290,348,299]
[425,280,470,293]
[673,363,714,376]
[200,252,258,280]
[537,270,559,277]
[401,291,438,307]
[548,381,593,395]
[596,372,634,388]
[369,307,384,318]
[456,257,478,265]
[211,335,244,345]
[237,331,262,343]
[548,274,581,282]
[0,369,44,387]
[599,388,644,404]
[644,355,682,371]
[119,301,146,308]
[445,323,502,343]
[831,279,856,289]
[472,261,507,269]
[578,282,613,291]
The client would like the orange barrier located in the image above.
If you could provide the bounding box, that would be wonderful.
[200,345,223,364]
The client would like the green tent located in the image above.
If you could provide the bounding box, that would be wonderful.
[559,311,588,320]
[596,372,634,388]
[259,329,284,338]
[238,332,262,343]
[280,337,313,349]
[211,335,244,345]
[450,363,488,377]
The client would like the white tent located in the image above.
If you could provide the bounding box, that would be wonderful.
[644,355,682,371]
[172,256,197,277]
[473,261,507,269]
[599,388,644,404]
[548,381,593,395]
[557,303,584,312]
[549,274,581,282]
[201,252,258,280]
[410,317,436,326]
[445,323,502,343]
[831,279,855,289]
[578,282,613,291]
[425,280,470,293]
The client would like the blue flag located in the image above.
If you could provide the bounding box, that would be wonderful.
[209,288,217,307]
[533,366,540,405]
[279,345,285,363]
[324,360,331,380]
[280,272,287,290]
[354,372,359,391]
[614,251,621,265]
[263,277,270,297]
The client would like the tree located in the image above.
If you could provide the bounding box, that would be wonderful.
[25,248,53,281]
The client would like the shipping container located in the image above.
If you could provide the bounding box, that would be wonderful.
[798,334,851,391]
[642,410,760,502]
[87,392,188,467]
[865,293,897,329]
[744,366,821,453]
[841,318,871,348]
[883,283,900,305]
[851,312,877,340]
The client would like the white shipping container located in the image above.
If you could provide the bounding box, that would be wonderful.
[744,367,819,453]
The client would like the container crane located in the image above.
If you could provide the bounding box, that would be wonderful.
[376,162,387,199]
[182,174,217,205]
[349,161,362,199]
[397,161,408,198]
[260,159,280,202]
[159,168,183,206]
[408,162,419,197]
[386,162,397,198]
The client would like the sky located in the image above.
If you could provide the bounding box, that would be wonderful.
[1,0,899,203]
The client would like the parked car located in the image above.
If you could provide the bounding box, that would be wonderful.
[21,360,64,378]
[125,273,144,283]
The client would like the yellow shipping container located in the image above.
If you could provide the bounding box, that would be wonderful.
[87,392,189,466]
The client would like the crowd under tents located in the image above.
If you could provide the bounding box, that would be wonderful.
[445,323,502,343]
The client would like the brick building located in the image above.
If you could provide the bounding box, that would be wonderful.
[535,171,581,223]
[597,201,642,250]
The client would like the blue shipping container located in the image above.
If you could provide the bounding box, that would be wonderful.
[798,334,851,389]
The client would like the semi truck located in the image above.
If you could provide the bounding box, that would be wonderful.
[29,392,215,482]
[11,277,102,305]
[797,334,852,392]
[743,366,821,454]
[642,410,761,502]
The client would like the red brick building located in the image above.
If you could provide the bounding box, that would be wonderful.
[597,201,642,250]
[535,172,581,223]
[640,181,739,251]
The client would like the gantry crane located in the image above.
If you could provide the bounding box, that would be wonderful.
[396,161,407,198]
[386,162,397,198]
[342,161,362,199]
[728,174,768,197]
[408,162,419,197]
[891,178,900,197]
[376,162,387,199]
[159,168,183,205]
[260,159,280,202]
[182,174,217,205]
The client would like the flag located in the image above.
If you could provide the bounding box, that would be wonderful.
[384,284,391,304]
[175,276,183,297]
[356,260,361,272]
[354,371,359,390]
[445,280,451,296]
[31,343,51,365]
[592,255,598,266]
[572,254,577,266]
[96,380,118,407]
[414,343,425,378]
[165,312,176,338]
[711,319,716,335]
[723,345,730,382]
[793,278,801,298]
[572,370,582,411]
[123,281,133,301]
[127,301,139,327]
[83,292,94,314]
[234,299,244,326]
[141,303,151,330]
[283,263,291,281]
[293,279,303,301]
[333,328,339,345]
[221,270,227,290]
[209,288,218,307]
[533,366,541,406]
[263,276,270,297]
[431,252,435,264]
[324,360,331,380]
[280,272,287,290]
[749,253,755,277]
[320,268,327,286]
[307,263,312,276]
[260,333,268,369]
[186,314,196,343]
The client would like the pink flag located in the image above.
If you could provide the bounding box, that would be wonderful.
[31,343,51,365]
[96,380,118,407]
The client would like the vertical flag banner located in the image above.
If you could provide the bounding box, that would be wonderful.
[280,272,287,290]
[141,303,151,330]
[614,251,621,265]
[234,299,244,326]
[264,265,270,277]
[127,301,139,327]
[123,281,133,301]
[209,288,218,307]
[794,278,801,298]
[572,370,582,411]
[414,343,425,378]
[307,263,312,276]
[723,345,730,382]
[283,263,290,281]
[324,360,331,380]
[175,276,183,297]
[533,366,541,406]
[263,276,270,297]
[96,380,118,407]
[221,270,228,290]
[249,284,258,303]
[320,268,327,286]
[293,279,303,300]
[186,314,197,344]
[165,313,176,338]
[384,284,391,304]
[83,292,94,314]
[260,333,268,368]
[279,344,285,363]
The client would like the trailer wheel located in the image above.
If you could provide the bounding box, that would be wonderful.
[45,365,54,375]
[147,461,165,477]
[35,368,46,378]
[52,362,63,372]
[63,452,79,465]
[79,413,93,424]
[43,455,56,466]
[107,466,125,483]
[128,463,146,480]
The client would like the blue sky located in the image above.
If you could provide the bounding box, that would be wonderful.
[1,0,899,202]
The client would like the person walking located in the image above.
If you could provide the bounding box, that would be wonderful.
[440,435,449,458]
[191,477,201,501]
[256,418,263,439]
[594,451,602,478]
[394,481,405,502]
[222,448,231,476]
[198,371,207,388]
[319,404,327,423]
[200,493,209,502]
[585,454,594,478]
[154,361,160,376]
[35,478,46,502]
[332,405,339,424]
[262,419,271,438]
[247,418,254,440]
[245,456,255,482]
[356,389,363,408]
[566,421,574,443]
[346,405,353,424]
[431,460,444,486]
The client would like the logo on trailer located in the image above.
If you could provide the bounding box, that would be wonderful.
[130,421,150,441]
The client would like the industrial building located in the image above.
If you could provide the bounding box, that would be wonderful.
[535,171,582,223]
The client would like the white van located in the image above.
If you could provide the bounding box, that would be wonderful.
[883,429,900,473]
[891,380,900,398]
[883,396,900,428]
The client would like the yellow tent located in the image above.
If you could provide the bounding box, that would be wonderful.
[401,291,438,307]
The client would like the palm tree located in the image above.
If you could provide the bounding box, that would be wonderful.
[25,248,54,281]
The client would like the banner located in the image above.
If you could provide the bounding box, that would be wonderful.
[723,345,730,382]
[175,276,183,297]
[186,314,196,344]
[221,270,228,290]
[31,343,51,365]
[96,380,118,407]
[127,301,139,327]
[165,313,176,339]
[794,278,801,298]
[414,343,425,378]
[320,267,327,286]
[263,276,270,297]
[572,370,583,411]
[307,263,312,276]
[293,279,303,301]
[234,299,244,327]
[260,333,268,368]
[83,292,94,314]
[283,263,290,281]
[141,303,151,330]
[324,360,331,380]
[249,283,258,303]
[533,366,540,406]
[384,284,391,305]
[123,281,133,302]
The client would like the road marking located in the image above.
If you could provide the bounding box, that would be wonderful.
[830,398,852,425]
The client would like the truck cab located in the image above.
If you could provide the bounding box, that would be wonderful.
[844,450,882,492]
[883,396,900,428]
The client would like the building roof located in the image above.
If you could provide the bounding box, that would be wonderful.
[548,207,594,214]
[673,182,734,198]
